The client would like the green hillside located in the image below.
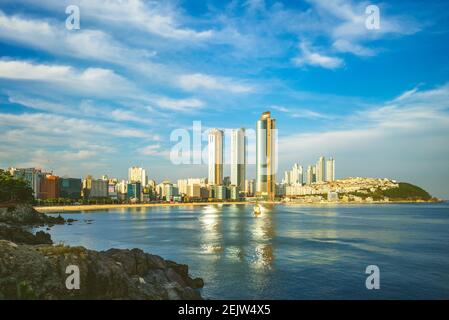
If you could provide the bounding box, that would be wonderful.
[381,182,432,201]
[350,182,433,201]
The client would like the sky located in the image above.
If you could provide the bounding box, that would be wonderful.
[0,0,448,198]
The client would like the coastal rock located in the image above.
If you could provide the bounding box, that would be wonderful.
[0,204,65,226]
[0,241,204,300]
[0,225,52,245]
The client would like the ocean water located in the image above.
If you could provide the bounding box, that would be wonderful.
[40,203,449,299]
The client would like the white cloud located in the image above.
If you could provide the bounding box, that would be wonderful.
[156,97,204,111]
[293,41,344,69]
[140,144,161,156]
[0,112,149,139]
[0,10,157,64]
[0,59,136,97]
[5,0,213,41]
[178,73,253,93]
[271,105,332,119]
[110,109,153,125]
[332,39,376,56]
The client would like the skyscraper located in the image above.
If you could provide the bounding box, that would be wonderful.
[290,163,303,185]
[306,165,313,185]
[326,157,335,182]
[231,128,246,191]
[128,166,147,186]
[208,128,224,185]
[256,111,277,200]
[316,156,325,183]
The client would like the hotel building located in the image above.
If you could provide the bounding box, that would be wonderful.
[256,111,277,200]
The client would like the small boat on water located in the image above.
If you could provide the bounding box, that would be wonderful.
[253,204,261,216]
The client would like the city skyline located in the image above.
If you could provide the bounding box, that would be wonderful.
[0,1,448,198]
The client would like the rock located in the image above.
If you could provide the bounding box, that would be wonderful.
[0,204,203,300]
[0,204,66,226]
[0,241,204,300]
[0,226,52,245]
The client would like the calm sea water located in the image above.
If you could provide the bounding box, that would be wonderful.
[40,203,449,299]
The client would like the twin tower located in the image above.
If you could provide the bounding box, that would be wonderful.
[208,111,277,200]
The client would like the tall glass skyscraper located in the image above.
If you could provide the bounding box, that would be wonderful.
[316,156,325,183]
[208,128,224,185]
[256,111,277,200]
[326,157,335,182]
[231,128,246,191]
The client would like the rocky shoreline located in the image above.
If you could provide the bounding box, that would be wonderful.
[0,205,204,300]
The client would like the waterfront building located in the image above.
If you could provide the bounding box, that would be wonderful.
[177,179,188,195]
[306,165,313,185]
[165,184,179,201]
[291,163,303,185]
[276,183,286,197]
[82,176,108,199]
[215,185,228,200]
[208,129,224,185]
[316,156,325,183]
[283,171,290,185]
[127,182,141,201]
[284,163,303,185]
[9,167,45,199]
[108,182,118,200]
[326,157,335,182]
[128,166,148,187]
[231,128,246,191]
[59,177,82,200]
[187,184,201,198]
[256,111,277,200]
[230,185,239,200]
[245,179,255,196]
[39,175,59,200]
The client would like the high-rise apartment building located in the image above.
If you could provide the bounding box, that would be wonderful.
[59,177,82,199]
[256,111,277,200]
[316,156,325,183]
[208,129,224,185]
[326,157,335,182]
[306,165,314,185]
[128,166,147,187]
[231,128,246,191]
[39,175,59,200]
[245,179,255,196]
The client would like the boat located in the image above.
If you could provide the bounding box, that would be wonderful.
[253,204,261,216]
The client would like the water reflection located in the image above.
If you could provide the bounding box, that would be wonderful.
[250,206,275,269]
[199,205,223,256]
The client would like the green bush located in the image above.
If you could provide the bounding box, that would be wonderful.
[0,170,34,204]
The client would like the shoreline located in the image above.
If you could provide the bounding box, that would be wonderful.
[33,200,443,213]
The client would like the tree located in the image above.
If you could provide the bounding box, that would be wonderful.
[0,169,34,204]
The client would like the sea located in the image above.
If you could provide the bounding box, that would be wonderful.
[40,202,449,299]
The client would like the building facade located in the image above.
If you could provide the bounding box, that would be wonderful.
[231,128,246,191]
[39,175,59,200]
[326,157,335,182]
[59,178,82,200]
[128,166,147,187]
[256,111,277,200]
[208,129,224,185]
[316,156,325,183]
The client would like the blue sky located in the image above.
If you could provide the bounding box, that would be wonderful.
[0,0,449,198]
